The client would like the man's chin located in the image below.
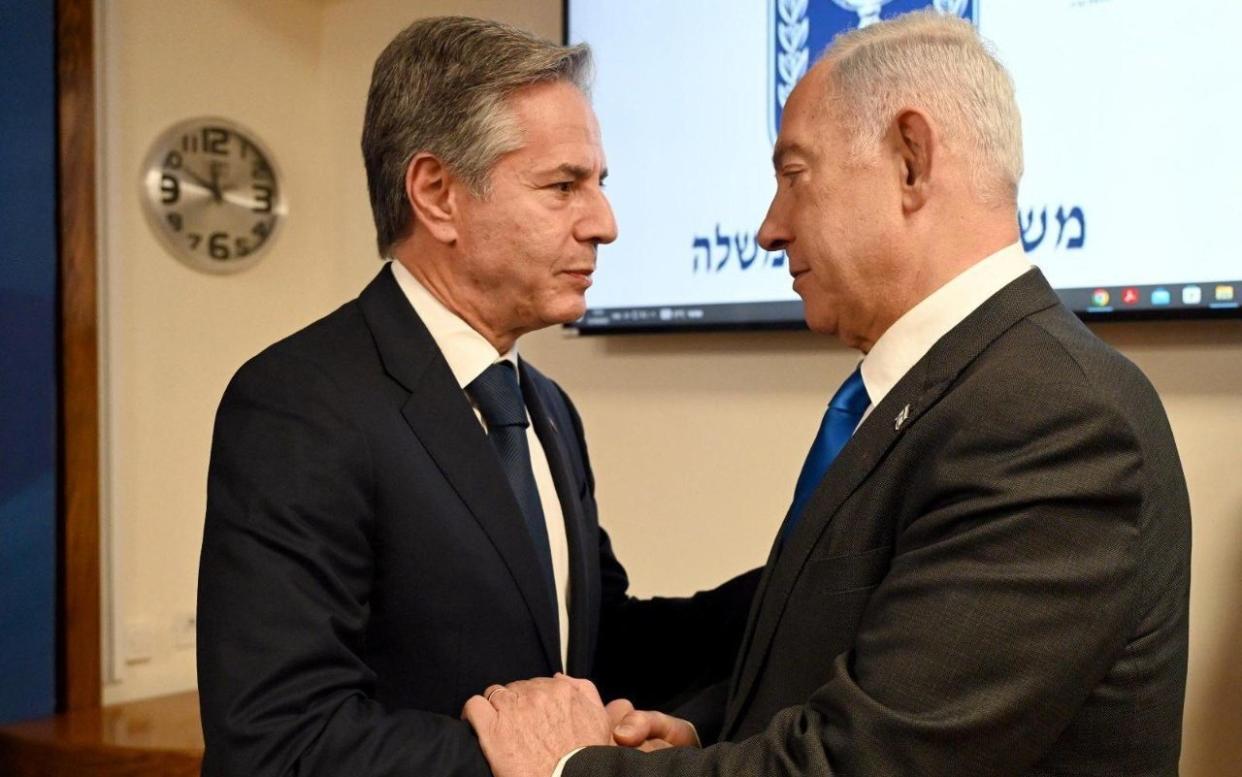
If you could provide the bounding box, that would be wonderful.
[801,305,837,337]
[538,298,588,329]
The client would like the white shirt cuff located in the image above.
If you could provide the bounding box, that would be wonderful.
[551,747,586,777]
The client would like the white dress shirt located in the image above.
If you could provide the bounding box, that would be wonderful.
[390,260,571,670]
[860,243,1032,418]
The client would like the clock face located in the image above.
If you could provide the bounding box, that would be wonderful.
[141,118,285,274]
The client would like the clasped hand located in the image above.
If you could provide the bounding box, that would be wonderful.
[461,673,698,777]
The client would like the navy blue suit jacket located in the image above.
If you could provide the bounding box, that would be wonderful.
[197,267,757,777]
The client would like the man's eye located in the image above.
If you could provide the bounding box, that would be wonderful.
[552,181,574,193]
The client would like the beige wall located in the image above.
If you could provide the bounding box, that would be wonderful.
[97,1,1242,773]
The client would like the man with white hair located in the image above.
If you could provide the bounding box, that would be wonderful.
[464,11,1191,776]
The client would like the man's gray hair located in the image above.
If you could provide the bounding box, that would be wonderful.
[362,16,592,257]
[821,11,1023,204]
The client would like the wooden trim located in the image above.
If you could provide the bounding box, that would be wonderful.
[56,0,102,712]
[0,692,203,777]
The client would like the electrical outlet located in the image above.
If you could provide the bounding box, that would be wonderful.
[173,612,197,650]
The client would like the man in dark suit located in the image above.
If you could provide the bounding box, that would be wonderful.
[464,12,1191,777]
[196,17,756,777]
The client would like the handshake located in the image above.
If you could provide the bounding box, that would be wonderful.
[462,674,697,777]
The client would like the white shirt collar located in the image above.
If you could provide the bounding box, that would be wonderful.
[860,242,1032,411]
[388,260,518,389]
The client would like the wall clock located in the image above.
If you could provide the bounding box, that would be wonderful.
[140,117,285,274]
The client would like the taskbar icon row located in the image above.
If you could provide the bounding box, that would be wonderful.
[1068,280,1240,314]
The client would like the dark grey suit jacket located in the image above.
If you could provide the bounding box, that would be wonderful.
[568,269,1190,776]
[197,267,757,777]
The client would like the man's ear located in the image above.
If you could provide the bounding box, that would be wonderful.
[404,152,460,244]
[890,109,934,214]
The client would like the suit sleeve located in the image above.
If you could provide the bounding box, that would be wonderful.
[197,351,490,777]
[593,549,759,723]
[564,377,1145,777]
[551,383,761,722]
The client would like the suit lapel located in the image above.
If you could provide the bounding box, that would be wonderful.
[722,359,934,736]
[724,520,784,703]
[521,363,596,676]
[722,268,1062,737]
[357,267,560,673]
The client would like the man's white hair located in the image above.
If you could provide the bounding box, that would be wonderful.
[820,10,1023,204]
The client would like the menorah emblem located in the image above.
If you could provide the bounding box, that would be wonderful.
[933,0,970,16]
[829,0,893,28]
[831,0,969,29]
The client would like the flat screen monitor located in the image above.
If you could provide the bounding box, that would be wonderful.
[566,0,1242,332]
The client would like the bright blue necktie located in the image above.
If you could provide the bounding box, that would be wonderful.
[780,366,870,546]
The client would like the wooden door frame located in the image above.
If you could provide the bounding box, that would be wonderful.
[57,0,101,713]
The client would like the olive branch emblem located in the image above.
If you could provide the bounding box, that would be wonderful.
[776,0,810,108]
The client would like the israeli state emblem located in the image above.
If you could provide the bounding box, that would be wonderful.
[770,0,980,142]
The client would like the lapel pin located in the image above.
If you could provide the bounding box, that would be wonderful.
[894,404,910,431]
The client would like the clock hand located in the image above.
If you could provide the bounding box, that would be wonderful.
[181,165,225,204]
[181,166,214,190]
[175,177,216,200]
[219,189,265,211]
[207,165,224,204]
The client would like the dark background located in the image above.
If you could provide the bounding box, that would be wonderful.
[0,0,59,724]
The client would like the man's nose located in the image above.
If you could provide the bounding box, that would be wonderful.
[757,200,789,253]
[580,186,618,245]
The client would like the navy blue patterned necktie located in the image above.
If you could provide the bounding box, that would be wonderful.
[780,365,871,546]
[466,362,556,600]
